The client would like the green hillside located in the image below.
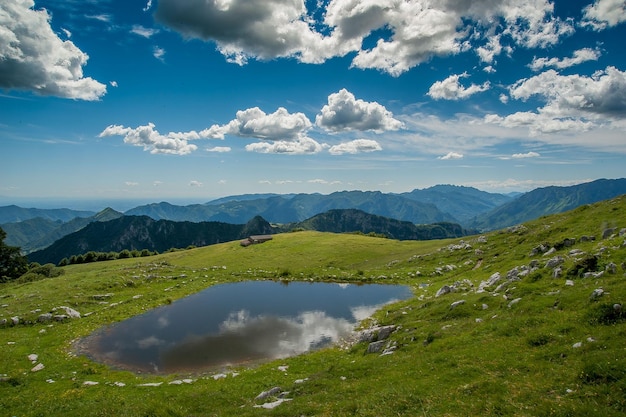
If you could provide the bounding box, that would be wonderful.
[1,196,625,416]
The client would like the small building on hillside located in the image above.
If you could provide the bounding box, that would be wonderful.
[240,235,273,247]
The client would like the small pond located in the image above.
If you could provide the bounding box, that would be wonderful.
[78,280,413,374]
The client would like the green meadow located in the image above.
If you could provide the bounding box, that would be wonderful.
[1,196,625,416]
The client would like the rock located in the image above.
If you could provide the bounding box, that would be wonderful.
[579,235,595,242]
[435,285,453,297]
[614,304,622,312]
[572,342,582,349]
[590,288,604,300]
[254,399,292,409]
[565,280,575,286]
[552,267,563,279]
[507,298,522,308]
[367,340,386,354]
[602,228,616,239]
[31,363,44,372]
[606,262,618,274]
[10,316,19,325]
[28,354,38,363]
[83,381,99,386]
[450,300,466,309]
[543,247,556,256]
[477,272,501,293]
[545,256,564,269]
[255,386,282,401]
[482,304,489,310]
[376,325,396,341]
[55,306,81,319]
[38,313,53,323]
[92,294,114,301]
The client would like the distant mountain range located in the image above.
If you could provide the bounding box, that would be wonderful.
[27,215,275,265]
[3,178,626,263]
[27,208,475,265]
[468,178,626,231]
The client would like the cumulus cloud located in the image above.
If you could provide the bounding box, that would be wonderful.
[512,151,540,159]
[206,146,231,153]
[245,137,325,155]
[203,107,312,140]
[485,66,626,136]
[99,123,200,155]
[0,0,106,100]
[153,0,573,76]
[581,0,626,30]
[427,73,490,100]
[438,152,464,160]
[510,66,626,118]
[529,48,601,71]
[328,139,382,155]
[189,180,203,187]
[316,89,403,132]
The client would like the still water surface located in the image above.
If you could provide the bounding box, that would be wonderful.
[79,280,412,374]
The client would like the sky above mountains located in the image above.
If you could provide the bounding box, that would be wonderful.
[2,0,626,204]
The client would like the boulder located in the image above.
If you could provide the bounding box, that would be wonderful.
[450,300,466,310]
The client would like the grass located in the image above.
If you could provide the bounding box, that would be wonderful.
[1,196,626,416]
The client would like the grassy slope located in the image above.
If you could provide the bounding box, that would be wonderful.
[1,196,625,416]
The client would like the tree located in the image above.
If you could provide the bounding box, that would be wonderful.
[0,227,28,282]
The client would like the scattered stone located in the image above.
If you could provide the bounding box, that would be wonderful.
[587,337,596,343]
[169,379,194,385]
[590,288,604,300]
[579,235,595,242]
[138,382,162,387]
[450,300,466,309]
[602,228,616,239]
[477,272,501,293]
[254,399,292,409]
[83,381,99,386]
[212,374,227,380]
[614,304,622,312]
[37,313,53,323]
[255,387,282,401]
[46,379,55,383]
[545,256,564,269]
[11,317,19,326]
[543,247,557,256]
[482,304,489,310]
[366,340,386,354]
[552,267,563,279]
[606,262,618,274]
[569,249,585,257]
[27,354,38,363]
[294,378,309,384]
[565,280,575,286]
[54,306,81,319]
[277,365,289,372]
[113,382,126,387]
[475,318,483,323]
[572,342,582,349]
[31,363,44,372]
[381,345,397,355]
[507,298,522,308]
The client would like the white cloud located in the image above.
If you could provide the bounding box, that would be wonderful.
[245,137,325,155]
[509,66,626,119]
[153,0,574,76]
[427,73,490,100]
[99,123,200,155]
[206,146,231,153]
[308,179,342,185]
[0,0,106,100]
[512,151,540,159]
[143,0,153,12]
[153,46,166,61]
[581,0,626,30]
[203,107,312,140]
[189,180,203,187]
[61,28,72,38]
[438,152,464,160]
[328,139,382,155]
[110,81,118,87]
[125,181,139,187]
[529,48,601,71]
[316,89,403,132]
[131,25,159,38]
[86,14,112,23]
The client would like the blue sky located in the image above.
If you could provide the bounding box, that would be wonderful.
[1,0,626,207]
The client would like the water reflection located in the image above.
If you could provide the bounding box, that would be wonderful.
[79,281,412,374]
